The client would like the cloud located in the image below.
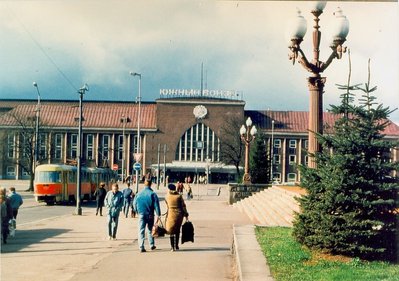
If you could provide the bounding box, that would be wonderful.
[0,0,398,123]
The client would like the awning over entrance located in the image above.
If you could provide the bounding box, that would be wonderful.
[150,161,240,174]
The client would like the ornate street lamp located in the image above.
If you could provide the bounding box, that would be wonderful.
[287,2,349,168]
[240,117,257,184]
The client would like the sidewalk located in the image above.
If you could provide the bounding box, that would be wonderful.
[0,184,269,281]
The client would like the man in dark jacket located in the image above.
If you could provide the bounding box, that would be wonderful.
[94,182,107,216]
[133,178,161,252]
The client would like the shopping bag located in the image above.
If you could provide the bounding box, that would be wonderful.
[151,219,166,237]
[181,220,194,244]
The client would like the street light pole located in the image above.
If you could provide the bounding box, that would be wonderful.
[288,3,349,168]
[120,116,131,184]
[76,84,88,216]
[33,82,41,171]
[270,119,274,183]
[130,71,141,194]
[240,117,257,185]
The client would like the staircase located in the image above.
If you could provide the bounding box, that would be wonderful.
[233,186,303,227]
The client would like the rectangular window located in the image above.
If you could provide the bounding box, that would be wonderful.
[289,155,296,165]
[39,133,47,159]
[289,140,297,148]
[21,134,28,158]
[55,134,62,159]
[274,139,281,148]
[7,134,15,158]
[273,173,281,182]
[273,154,281,164]
[70,134,78,159]
[87,134,94,160]
[304,155,309,166]
[117,135,123,160]
[22,167,29,177]
[7,166,16,176]
[304,140,309,149]
[102,135,110,160]
[287,173,297,182]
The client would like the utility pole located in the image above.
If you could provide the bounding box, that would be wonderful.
[75,84,88,216]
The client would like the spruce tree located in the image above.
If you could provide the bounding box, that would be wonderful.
[293,59,399,261]
[249,132,270,184]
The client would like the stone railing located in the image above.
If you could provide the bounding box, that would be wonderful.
[228,183,270,204]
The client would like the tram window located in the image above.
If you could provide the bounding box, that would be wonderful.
[37,171,62,183]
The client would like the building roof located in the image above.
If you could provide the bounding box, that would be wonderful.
[246,110,399,137]
[0,100,157,130]
[1,100,398,137]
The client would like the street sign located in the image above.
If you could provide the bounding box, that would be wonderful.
[133,162,142,171]
[112,164,118,171]
[134,153,143,162]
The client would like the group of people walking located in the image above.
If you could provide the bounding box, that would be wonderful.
[96,177,189,252]
[1,187,23,244]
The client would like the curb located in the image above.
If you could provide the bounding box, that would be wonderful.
[233,224,274,281]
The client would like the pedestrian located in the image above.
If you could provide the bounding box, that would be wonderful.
[185,182,193,200]
[1,188,12,244]
[122,182,135,218]
[133,178,161,253]
[176,181,184,194]
[7,187,23,220]
[104,183,124,240]
[165,183,189,251]
[94,182,107,216]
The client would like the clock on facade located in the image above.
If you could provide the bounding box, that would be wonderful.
[193,105,208,120]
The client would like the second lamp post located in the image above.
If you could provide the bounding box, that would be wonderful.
[240,117,257,185]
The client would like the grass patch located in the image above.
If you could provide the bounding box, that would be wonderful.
[255,226,399,281]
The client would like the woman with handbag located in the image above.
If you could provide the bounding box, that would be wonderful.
[165,183,189,251]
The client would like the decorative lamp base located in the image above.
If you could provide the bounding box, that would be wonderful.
[242,173,251,185]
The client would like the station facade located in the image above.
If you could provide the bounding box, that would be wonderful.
[1,95,399,184]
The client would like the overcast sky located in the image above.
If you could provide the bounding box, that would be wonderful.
[1,1,398,123]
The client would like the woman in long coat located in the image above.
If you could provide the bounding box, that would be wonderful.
[165,183,189,251]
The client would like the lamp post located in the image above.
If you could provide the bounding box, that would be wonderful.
[33,82,41,170]
[130,71,142,193]
[75,83,88,216]
[288,2,349,168]
[270,119,274,183]
[120,116,131,184]
[240,117,257,185]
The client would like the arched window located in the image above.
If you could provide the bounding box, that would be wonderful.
[175,123,220,162]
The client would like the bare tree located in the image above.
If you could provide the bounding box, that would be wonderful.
[219,115,244,181]
[2,111,53,191]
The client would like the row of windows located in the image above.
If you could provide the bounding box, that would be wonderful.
[273,139,308,149]
[7,133,138,161]
[272,172,297,183]
[272,154,309,166]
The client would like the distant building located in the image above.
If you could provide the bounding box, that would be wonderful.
[1,97,398,184]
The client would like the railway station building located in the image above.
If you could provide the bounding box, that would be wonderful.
[1,92,399,184]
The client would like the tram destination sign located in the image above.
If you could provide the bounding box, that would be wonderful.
[159,89,242,100]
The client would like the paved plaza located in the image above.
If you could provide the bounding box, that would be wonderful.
[0,181,271,281]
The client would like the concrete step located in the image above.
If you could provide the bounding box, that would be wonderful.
[232,186,302,227]
[251,193,286,226]
[257,190,298,220]
[239,198,261,224]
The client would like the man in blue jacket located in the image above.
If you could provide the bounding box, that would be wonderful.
[8,187,23,220]
[133,177,161,252]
